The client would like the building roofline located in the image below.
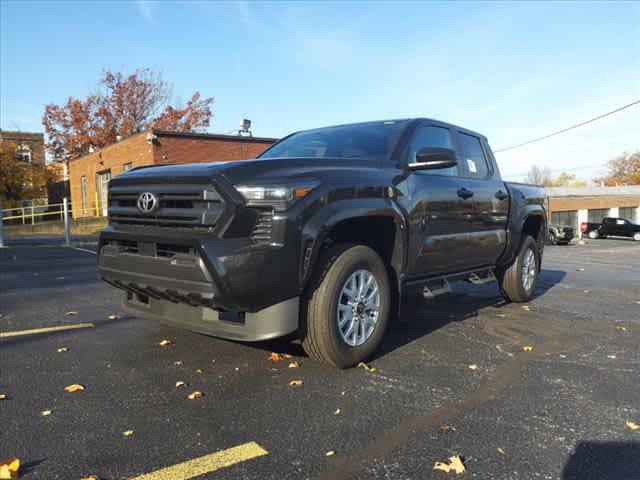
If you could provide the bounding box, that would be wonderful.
[152,129,277,143]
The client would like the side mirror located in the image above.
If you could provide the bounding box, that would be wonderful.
[408,147,457,170]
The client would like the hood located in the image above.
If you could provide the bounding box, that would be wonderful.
[111,157,380,186]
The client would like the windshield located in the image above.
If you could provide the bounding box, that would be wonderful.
[259,120,410,161]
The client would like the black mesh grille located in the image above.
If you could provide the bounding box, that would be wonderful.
[250,209,274,243]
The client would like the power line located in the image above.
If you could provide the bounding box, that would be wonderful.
[502,162,608,179]
[494,99,640,153]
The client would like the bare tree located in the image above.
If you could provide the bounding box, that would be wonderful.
[525,165,553,186]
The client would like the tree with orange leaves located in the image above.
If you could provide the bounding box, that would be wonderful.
[595,151,640,186]
[42,68,213,159]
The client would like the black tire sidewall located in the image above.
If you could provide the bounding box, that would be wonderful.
[314,246,390,367]
[515,236,539,300]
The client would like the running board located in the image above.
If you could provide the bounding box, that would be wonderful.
[423,279,451,299]
[406,266,497,300]
[468,270,496,285]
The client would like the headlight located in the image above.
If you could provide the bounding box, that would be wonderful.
[235,182,318,208]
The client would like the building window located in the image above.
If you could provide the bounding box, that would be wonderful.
[619,206,636,221]
[551,210,578,230]
[123,162,133,171]
[15,145,32,163]
[80,176,88,215]
[588,208,609,223]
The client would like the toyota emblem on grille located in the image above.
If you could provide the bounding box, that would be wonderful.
[137,192,158,214]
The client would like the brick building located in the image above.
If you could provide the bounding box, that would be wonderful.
[0,130,45,166]
[548,186,640,234]
[68,130,277,218]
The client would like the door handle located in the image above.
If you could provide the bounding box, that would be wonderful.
[495,190,508,200]
[457,187,474,199]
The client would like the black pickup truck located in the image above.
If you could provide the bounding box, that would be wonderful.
[98,119,546,367]
[582,217,640,241]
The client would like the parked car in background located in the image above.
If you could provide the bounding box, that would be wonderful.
[547,224,574,245]
[98,118,547,368]
[581,217,640,241]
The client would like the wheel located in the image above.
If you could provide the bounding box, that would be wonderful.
[634,232,640,241]
[498,235,539,303]
[548,231,557,245]
[588,230,599,239]
[301,243,391,368]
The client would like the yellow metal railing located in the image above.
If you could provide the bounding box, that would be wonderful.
[1,202,73,224]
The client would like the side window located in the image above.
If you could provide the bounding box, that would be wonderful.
[458,133,490,178]
[407,125,457,176]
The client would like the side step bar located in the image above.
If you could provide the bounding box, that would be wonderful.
[404,266,497,300]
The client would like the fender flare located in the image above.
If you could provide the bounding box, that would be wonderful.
[497,205,547,269]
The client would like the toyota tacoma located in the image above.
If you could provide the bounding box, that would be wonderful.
[98,119,547,367]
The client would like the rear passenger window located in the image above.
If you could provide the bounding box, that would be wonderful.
[458,133,490,178]
[407,125,457,176]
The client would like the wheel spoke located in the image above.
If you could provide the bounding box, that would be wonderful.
[336,269,381,347]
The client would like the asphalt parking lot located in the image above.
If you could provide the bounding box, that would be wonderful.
[1,238,639,479]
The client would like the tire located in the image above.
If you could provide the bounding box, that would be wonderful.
[301,244,391,368]
[498,235,539,303]
[588,230,599,239]
[548,232,557,245]
[634,232,640,241]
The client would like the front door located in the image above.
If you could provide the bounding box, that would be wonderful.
[399,122,475,276]
[96,170,111,217]
[455,132,509,265]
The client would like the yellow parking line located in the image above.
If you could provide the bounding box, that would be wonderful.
[132,441,268,480]
[0,322,95,338]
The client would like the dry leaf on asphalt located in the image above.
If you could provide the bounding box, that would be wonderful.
[626,421,639,430]
[289,380,303,387]
[495,313,506,318]
[559,354,567,358]
[80,476,102,480]
[288,362,300,369]
[523,346,533,352]
[195,368,203,374]
[175,381,187,388]
[0,458,20,480]
[64,311,78,316]
[41,410,52,416]
[497,447,506,455]
[123,430,134,437]
[433,455,466,474]
[577,267,585,272]
[158,339,172,347]
[268,352,285,362]
[64,384,85,393]
[325,450,336,457]
[0,394,7,400]
[57,346,69,353]
[468,364,478,370]
[440,425,456,433]
[187,391,203,399]
[107,314,121,320]
[616,326,628,332]
[173,360,183,366]
[357,362,377,373]
[607,355,617,359]
[334,408,341,415]
[522,305,531,311]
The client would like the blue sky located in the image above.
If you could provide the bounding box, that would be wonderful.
[1,0,638,181]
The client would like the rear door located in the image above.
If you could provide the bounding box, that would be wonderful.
[454,131,509,266]
[399,122,475,276]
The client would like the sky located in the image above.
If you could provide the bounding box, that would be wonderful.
[1,0,639,182]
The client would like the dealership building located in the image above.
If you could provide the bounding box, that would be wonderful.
[69,129,277,218]
[547,185,640,234]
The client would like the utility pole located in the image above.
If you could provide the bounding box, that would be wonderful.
[0,195,5,248]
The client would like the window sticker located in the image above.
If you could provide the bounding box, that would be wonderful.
[466,158,477,173]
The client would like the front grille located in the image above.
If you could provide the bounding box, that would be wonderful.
[106,240,195,259]
[108,184,224,230]
[250,209,274,243]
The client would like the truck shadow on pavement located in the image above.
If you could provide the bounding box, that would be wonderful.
[562,441,640,480]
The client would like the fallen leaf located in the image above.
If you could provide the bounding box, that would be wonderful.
[195,368,203,374]
[334,408,341,415]
[268,352,284,362]
[288,362,300,369]
[57,347,69,353]
[357,362,377,373]
[341,391,346,396]
[173,360,183,366]
[41,410,52,416]
[107,314,121,320]
[270,367,278,372]
[497,447,506,455]
[325,450,336,457]
[559,354,567,358]
[64,384,85,393]
[0,458,20,480]
[468,364,478,370]
[616,326,628,332]
[433,455,466,474]
[188,391,203,399]
[234,367,240,372]
[64,311,78,316]
[283,353,292,359]
[636,301,640,305]
[495,313,506,318]
[607,354,616,359]
[626,421,639,430]
[123,430,134,437]
[159,339,172,347]
[577,267,585,272]
[440,425,456,433]
[522,305,531,311]
[80,476,102,480]
[583,290,590,293]
[523,346,533,352]
[0,394,7,400]
[175,381,186,388]
[289,380,303,387]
